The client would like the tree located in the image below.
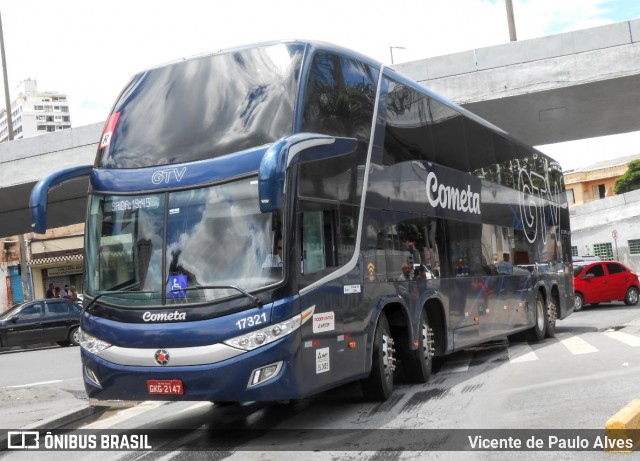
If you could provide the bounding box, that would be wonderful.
[614,159,640,194]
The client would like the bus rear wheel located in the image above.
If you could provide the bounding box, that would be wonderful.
[526,292,547,342]
[402,309,433,384]
[361,312,395,401]
[545,294,557,338]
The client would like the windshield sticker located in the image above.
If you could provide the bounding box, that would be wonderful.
[315,347,330,374]
[109,197,160,212]
[168,275,187,298]
[169,208,180,215]
[99,112,120,150]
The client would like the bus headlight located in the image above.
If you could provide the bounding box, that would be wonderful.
[79,328,112,354]
[224,315,302,351]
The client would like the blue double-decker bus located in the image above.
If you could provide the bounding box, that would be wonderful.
[30,40,574,402]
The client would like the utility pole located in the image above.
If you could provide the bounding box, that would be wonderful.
[505,0,518,42]
[0,9,30,301]
[389,46,406,65]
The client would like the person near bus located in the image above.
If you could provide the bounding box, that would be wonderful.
[68,285,79,302]
[497,253,513,275]
[60,285,71,299]
[398,263,413,281]
[456,258,470,277]
[45,283,55,299]
[262,238,283,268]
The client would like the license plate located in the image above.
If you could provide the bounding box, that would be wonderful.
[147,379,184,395]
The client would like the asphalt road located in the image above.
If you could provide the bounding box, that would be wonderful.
[2,302,640,460]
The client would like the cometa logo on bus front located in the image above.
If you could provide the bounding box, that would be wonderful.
[426,171,481,215]
[143,311,187,322]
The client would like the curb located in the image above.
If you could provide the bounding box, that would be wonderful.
[22,405,102,430]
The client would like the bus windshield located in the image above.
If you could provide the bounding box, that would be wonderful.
[97,43,304,168]
[85,176,283,306]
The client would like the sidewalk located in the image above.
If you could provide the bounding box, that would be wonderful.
[0,386,99,429]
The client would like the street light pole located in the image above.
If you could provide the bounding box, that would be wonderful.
[0,10,13,140]
[0,9,30,302]
[389,46,406,65]
[505,0,518,41]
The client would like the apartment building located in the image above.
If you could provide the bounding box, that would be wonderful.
[0,78,71,142]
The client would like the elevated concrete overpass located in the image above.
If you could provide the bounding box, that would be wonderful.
[393,19,640,146]
[2,19,640,237]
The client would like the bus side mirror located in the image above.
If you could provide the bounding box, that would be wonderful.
[29,165,94,234]
[258,133,358,213]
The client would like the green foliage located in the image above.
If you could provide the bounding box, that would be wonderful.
[614,159,640,194]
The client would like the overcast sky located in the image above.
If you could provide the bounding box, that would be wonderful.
[2,0,640,170]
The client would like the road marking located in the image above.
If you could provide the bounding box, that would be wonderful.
[508,343,537,363]
[557,333,598,355]
[6,380,63,388]
[438,352,472,373]
[174,401,213,415]
[604,331,640,347]
[83,401,167,429]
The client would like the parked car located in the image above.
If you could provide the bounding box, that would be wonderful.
[573,261,640,311]
[572,255,601,264]
[0,298,81,348]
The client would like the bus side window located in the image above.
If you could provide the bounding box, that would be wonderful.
[301,208,338,275]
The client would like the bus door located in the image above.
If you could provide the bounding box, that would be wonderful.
[297,203,364,391]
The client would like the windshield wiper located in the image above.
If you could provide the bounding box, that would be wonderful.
[83,290,159,313]
[172,285,262,307]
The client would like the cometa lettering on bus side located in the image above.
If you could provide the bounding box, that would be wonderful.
[143,311,187,322]
[426,172,481,214]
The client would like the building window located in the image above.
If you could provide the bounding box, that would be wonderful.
[629,239,640,255]
[593,242,613,261]
[34,105,44,110]
[593,184,606,199]
[37,125,47,131]
[571,246,578,257]
[566,188,575,205]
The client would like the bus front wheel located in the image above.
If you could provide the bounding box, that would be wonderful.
[361,312,395,401]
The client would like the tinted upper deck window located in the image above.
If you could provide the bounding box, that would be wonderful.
[301,51,378,141]
[97,44,304,169]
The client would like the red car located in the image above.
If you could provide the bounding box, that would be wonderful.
[573,261,640,311]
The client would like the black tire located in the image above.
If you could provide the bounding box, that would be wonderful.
[361,312,395,401]
[69,327,80,346]
[624,287,639,306]
[574,293,585,312]
[545,294,557,339]
[526,292,547,342]
[402,309,433,384]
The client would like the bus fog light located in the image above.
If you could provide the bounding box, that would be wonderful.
[84,366,102,387]
[249,361,283,387]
